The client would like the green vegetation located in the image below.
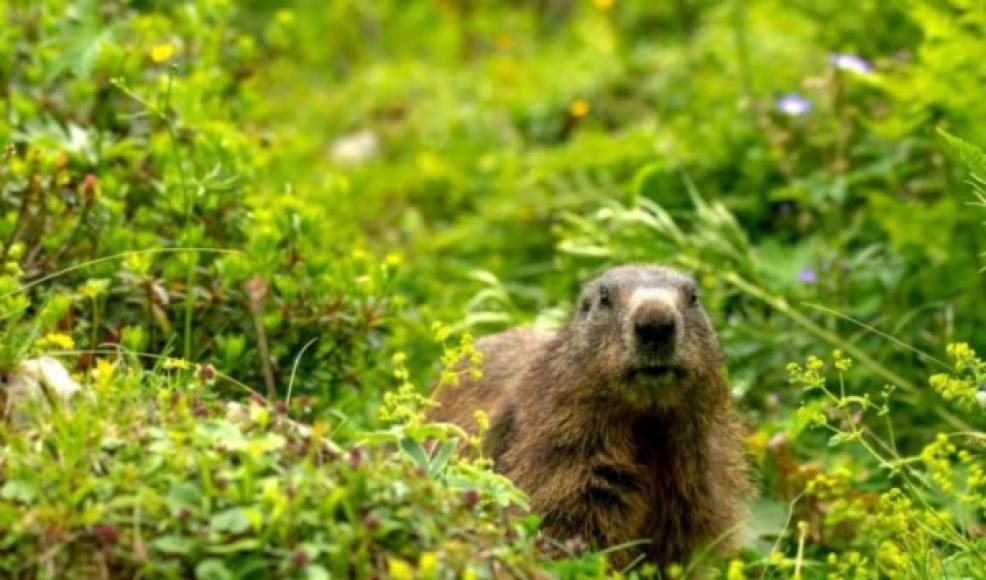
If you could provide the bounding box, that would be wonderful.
[0,0,983,577]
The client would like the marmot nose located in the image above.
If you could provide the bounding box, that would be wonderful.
[634,316,676,348]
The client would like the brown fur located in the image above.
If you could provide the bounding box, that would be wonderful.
[428,265,751,567]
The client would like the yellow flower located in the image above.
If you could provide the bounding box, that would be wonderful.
[727,559,746,580]
[249,401,270,427]
[162,357,190,370]
[744,431,769,461]
[150,43,175,64]
[832,349,853,371]
[594,0,616,9]
[40,332,75,350]
[569,98,590,119]
[93,358,116,389]
[418,552,439,579]
[388,557,414,580]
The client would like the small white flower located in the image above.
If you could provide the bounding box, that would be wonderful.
[829,54,873,75]
[330,129,379,165]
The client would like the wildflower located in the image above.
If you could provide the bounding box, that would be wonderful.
[92,358,116,389]
[290,549,308,568]
[310,420,328,439]
[39,332,74,350]
[462,489,480,507]
[195,363,216,383]
[798,269,818,284]
[946,342,974,371]
[162,357,190,370]
[362,513,381,530]
[832,349,853,372]
[150,43,175,64]
[593,0,616,9]
[569,98,590,119]
[388,557,413,580]
[745,431,769,461]
[330,130,379,165]
[806,356,824,372]
[81,173,99,200]
[348,448,363,469]
[432,321,452,342]
[93,524,118,545]
[726,559,746,580]
[248,401,270,427]
[776,93,812,116]
[929,373,977,410]
[829,54,873,75]
[80,278,110,299]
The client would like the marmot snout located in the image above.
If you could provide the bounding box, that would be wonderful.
[428,264,751,567]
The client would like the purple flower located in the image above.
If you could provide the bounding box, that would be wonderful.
[829,54,872,75]
[776,93,812,116]
[798,269,818,284]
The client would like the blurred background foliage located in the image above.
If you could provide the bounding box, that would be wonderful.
[0,0,983,577]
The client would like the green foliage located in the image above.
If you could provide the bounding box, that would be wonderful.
[1,0,984,577]
[0,358,548,578]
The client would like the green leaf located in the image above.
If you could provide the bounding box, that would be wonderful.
[151,535,194,556]
[399,437,429,470]
[304,565,330,580]
[166,482,202,515]
[403,422,466,441]
[206,538,261,554]
[195,558,233,580]
[938,127,986,177]
[209,507,251,534]
[0,481,37,503]
[427,438,458,479]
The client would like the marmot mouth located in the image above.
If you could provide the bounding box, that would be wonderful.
[628,365,678,380]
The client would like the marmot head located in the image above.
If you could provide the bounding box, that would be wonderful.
[562,264,723,409]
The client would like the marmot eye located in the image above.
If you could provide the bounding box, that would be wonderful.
[688,288,699,306]
[599,286,612,308]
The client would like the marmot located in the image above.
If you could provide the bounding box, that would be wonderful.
[428,265,750,567]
